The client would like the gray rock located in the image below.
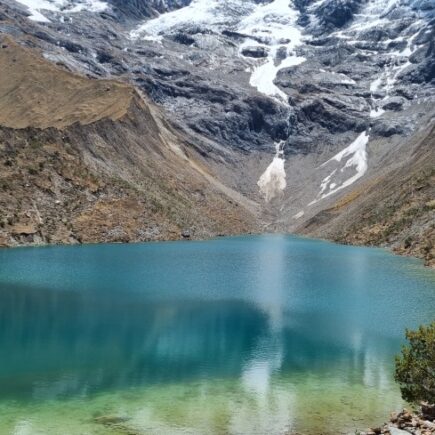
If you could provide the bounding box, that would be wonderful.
[372,120,406,137]
[382,97,405,111]
[181,230,191,239]
[241,46,269,58]
[388,427,412,435]
[108,0,192,20]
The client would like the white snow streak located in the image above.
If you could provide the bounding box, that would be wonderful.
[292,211,304,219]
[369,107,385,118]
[130,0,259,40]
[238,0,306,101]
[238,0,305,199]
[129,0,306,201]
[340,1,423,118]
[309,131,370,205]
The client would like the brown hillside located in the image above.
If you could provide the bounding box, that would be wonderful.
[0,36,133,129]
[300,124,435,267]
[0,37,257,247]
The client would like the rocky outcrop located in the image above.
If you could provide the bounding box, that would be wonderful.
[2,0,433,159]
[358,407,435,435]
[315,0,364,32]
[107,0,192,20]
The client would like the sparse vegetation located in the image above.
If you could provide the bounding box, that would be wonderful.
[395,322,435,405]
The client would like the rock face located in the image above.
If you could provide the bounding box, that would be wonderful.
[0,0,433,257]
[108,0,192,20]
[2,0,433,154]
[314,0,365,32]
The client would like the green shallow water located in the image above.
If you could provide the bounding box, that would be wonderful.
[0,235,434,435]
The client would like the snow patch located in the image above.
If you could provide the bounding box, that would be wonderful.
[131,1,212,38]
[14,0,58,22]
[292,211,304,219]
[309,131,370,205]
[238,0,306,101]
[330,71,356,85]
[370,107,385,118]
[14,0,107,22]
[143,35,163,44]
[370,77,382,93]
[130,0,249,39]
[365,16,422,118]
[258,141,287,202]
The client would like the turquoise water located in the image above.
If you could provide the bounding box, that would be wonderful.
[0,235,434,435]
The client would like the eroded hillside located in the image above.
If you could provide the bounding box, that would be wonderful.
[0,37,258,246]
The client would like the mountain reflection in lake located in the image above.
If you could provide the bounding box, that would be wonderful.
[0,235,433,434]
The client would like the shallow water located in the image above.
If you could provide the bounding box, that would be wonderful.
[0,235,434,434]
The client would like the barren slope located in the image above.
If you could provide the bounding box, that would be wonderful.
[299,124,435,267]
[0,37,258,246]
[0,37,133,129]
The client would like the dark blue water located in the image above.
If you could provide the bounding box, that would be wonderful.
[0,235,433,434]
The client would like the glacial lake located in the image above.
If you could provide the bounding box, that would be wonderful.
[0,235,434,435]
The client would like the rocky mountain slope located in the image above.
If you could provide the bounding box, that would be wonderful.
[300,122,435,266]
[0,0,433,263]
[0,37,258,246]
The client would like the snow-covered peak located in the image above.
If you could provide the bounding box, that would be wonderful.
[126,0,433,203]
[131,0,307,101]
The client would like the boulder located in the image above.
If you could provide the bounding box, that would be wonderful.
[0,232,9,247]
[372,120,406,137]
[382,97,405,111]
[181,229,191,239]
[170,33,196,46]
[94,415,130,425]
[11,223,37,235]
[388,426,412,435]
[421,402,435,421]
[241,46,269,58]
[315,0,364,30]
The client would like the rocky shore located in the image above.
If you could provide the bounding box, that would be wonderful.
[359,406,435,435]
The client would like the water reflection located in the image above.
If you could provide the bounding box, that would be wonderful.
[0,282,401,402]
[0,284,267,399]
[0,236,433,433]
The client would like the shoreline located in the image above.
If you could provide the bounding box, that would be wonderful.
[358,407,435,435]
[1,230,433,269]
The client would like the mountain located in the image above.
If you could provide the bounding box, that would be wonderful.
[0,0,433,263]
[0,37,257,245]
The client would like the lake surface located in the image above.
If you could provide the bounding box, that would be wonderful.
[0,235,434,435]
